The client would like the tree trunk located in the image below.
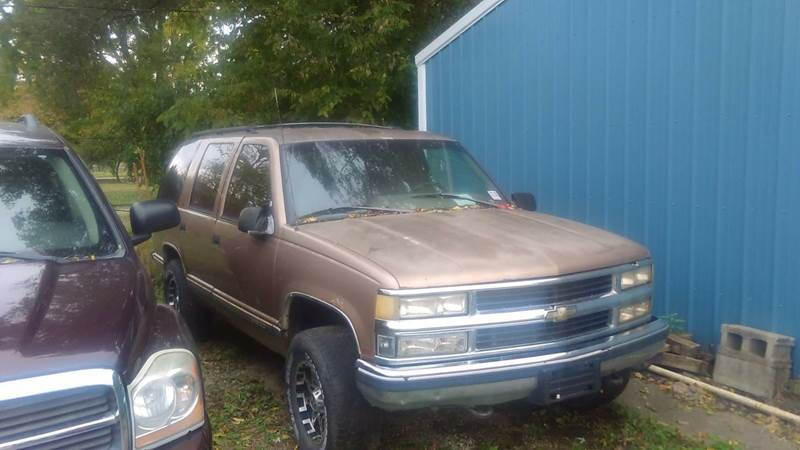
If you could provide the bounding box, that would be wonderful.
[138,148,149,186]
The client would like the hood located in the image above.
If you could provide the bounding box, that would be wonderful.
[0,258,142,382]
[299,208,649,289]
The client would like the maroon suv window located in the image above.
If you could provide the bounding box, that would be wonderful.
[189,142,235,213]
[222,144,270,221]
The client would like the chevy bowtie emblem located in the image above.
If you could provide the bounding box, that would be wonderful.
[544,305,577,322]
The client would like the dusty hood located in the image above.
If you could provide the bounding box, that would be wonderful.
[299,208,649,288]
[0,258,140,382]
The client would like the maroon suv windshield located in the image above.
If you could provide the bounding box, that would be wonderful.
[0,148,119,259]
[282,140,504,223]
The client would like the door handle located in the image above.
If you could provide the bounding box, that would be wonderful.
[179,223,186,231]
[212,234,221,245]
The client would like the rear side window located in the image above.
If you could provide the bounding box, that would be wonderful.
[158,141,199,202]
[222,144,270,221]
[189,142,235,213]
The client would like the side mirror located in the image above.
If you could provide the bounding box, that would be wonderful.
[129,200,181,246]
[511,192,537,211]
[238,205,274,238]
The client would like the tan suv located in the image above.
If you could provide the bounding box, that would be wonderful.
[152,123,667,449]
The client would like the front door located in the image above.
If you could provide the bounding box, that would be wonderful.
[212,138,280,322]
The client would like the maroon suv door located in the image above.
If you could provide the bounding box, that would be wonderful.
[179,139,239,290]
[211,138,281,325]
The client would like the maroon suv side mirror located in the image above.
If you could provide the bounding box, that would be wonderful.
[129,200,181,245]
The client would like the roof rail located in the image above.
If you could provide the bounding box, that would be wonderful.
[17,114,38,130]
[189,122,395,139]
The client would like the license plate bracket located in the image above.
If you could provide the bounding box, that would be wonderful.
[531,359,602,405]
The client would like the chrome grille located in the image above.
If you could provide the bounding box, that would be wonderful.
[474,310,612,350]
[0,369,124,450]
[475,275,613,312]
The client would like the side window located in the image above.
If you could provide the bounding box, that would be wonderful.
[222,144,271,221]
[189,143,235,213]
[158,141,198,202]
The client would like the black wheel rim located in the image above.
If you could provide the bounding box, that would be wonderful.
[165,274,180,310]
[294,354,327,446]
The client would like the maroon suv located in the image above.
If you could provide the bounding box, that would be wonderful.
[0,116,210,449]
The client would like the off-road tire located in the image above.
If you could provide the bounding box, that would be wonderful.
[565,370,631,410]
[164,259,212,341]
[286,326,376,449]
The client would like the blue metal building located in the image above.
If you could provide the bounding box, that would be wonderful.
[416,0,800,376]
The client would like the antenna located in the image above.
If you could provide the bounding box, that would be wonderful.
[274,88,286,143]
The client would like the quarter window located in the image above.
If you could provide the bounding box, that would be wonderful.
[158,141,199,202]
[189,142,235,213]
[223,144,271,221]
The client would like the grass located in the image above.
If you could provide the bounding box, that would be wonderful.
[98,179,154,207]
[95,175,737,450]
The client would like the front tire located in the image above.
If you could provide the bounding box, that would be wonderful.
[164,259,212,341]
[286,326,375,449]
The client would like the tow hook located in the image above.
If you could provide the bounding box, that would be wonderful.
[467,406,494,418]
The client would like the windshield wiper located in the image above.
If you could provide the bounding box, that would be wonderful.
[411,193,499,208]
[0,251,59,262]
[297,206,412,223]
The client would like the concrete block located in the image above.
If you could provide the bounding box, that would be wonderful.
[718,324,794,365]
[713,324,795,399]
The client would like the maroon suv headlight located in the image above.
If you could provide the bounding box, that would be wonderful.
[128,349,205,449]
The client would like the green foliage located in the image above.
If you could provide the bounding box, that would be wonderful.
[661,313,687,333]
[0,0,477,184]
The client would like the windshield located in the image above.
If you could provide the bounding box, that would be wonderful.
[282,140,506,223]
[0,148,120,259]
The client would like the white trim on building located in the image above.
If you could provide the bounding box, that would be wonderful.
[417,64,427,131]
[415,0,508,129]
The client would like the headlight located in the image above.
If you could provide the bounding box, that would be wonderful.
[620,265,652,290]
[377,332,468,358]
[128,349,204,449]
[375,293,467,320]
[618,297,652,323]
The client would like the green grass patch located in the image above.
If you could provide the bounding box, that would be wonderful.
[98,180,154,207]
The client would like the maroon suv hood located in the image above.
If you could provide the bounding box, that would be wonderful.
[0,258,142,382]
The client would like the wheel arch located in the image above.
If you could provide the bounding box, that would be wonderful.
[283,292,361,355]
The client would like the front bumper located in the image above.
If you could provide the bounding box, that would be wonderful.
[158,415,211,450]
[356,317,667,410]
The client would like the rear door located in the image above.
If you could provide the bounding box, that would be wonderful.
[180,139,239,290]
[212,138,281,322]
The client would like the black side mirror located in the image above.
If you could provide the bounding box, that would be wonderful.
[129,200,181,246]
[238,205,274,238]
[511,192,537,211]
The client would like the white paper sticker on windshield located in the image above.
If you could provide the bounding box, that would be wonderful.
[487,190,502,201]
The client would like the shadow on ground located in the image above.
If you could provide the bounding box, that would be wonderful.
[199,321,733,450]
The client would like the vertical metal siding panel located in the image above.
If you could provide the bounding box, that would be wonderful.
[552,1,571,218]
[624,0,648,245]
[586,0,609,228]
[775,0,800,375]
[568,0,589,222]
[665,0,696,339]
[689,0,723,345]
[423,0,800,375]
[605,2,627,234]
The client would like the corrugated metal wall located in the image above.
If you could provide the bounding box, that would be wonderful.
[423,0,800,375]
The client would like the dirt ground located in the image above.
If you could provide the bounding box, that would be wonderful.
[619,373,800,449]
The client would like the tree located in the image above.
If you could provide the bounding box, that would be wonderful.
[0,0,477,184]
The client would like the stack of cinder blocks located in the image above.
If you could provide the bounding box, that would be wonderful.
[713,324,795,400]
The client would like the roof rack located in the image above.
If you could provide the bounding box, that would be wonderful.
[17,114,38,130]
[189,122,395,139]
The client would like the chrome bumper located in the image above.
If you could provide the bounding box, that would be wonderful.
[356,317,668,410]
